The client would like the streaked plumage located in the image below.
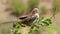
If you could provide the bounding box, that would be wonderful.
[19,8,39,26]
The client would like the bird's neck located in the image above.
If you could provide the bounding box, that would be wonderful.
[34,13,39,18]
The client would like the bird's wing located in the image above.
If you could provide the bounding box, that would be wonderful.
[19,13,32,20]
[20,15,37,26]
[23,15,37,22]
[19,16,27,20]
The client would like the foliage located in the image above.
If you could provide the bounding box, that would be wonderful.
[52,0,60,17]
[46,25,60,34]
[28,17,52,34]
[12,0,25,17]
[12,22,26,34]
[28,0,40,12]
[12,17,52,34]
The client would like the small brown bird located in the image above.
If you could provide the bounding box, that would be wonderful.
[19,8,39,26]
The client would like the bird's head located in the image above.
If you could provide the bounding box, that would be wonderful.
[32,8,39,14]
[32,8,39,18]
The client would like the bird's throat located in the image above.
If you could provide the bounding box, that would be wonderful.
[34,13,39,18]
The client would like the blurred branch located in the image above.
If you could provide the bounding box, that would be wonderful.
[0,19,20,25]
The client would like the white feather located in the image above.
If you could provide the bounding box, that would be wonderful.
[35,13,39,18]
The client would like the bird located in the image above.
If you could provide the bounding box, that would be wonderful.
[19,8,39,26]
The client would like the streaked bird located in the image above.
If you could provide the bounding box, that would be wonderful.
[19,8,39,26]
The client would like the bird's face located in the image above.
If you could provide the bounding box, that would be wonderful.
[32,8,39,18]
[32,8,39,14]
